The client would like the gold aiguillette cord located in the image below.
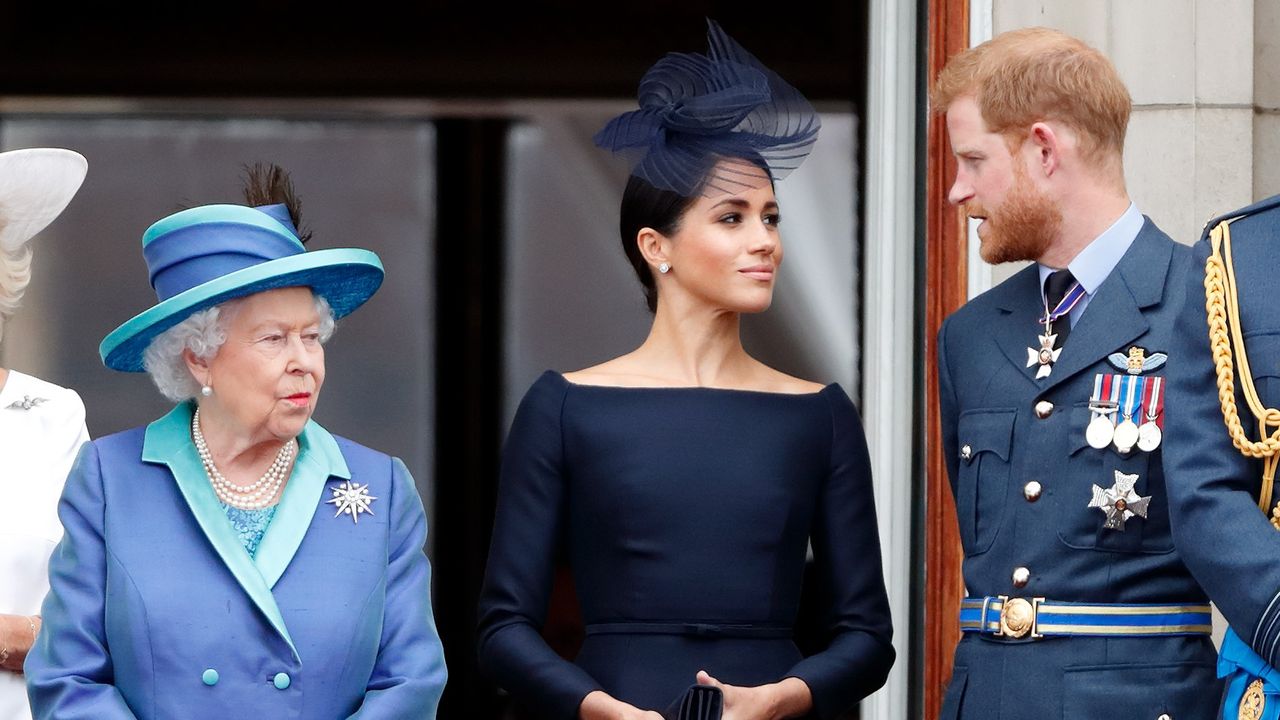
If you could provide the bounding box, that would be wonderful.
[1206,218,1280,525]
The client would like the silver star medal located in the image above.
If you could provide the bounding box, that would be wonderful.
[1027,332,1062,379]
[326,481,378,524]
[5,395,49,411]
[1088,470,1152,531]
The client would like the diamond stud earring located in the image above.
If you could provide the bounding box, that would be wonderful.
[658,262,671,274]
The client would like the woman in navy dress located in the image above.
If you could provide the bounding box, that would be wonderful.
[477,22,894,720]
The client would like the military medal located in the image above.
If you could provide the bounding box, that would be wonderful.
[1028,278,1085,379]
[1086,373,1118,449]
[1136,423,1162,453]
[1087,414,1115,449]
[1088,470,1152,531]
[1113,422,1139,454]
[1136,375,1164,452]
[1026,331,1061,379]
[1112,374,1143,454]
[1113,426,1139,455]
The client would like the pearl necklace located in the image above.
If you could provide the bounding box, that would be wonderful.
[192,408,296,510]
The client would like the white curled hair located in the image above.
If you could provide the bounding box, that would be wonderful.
[142,293,336,402]
[0,245,34,345]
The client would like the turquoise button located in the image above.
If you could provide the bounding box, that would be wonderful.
[273,672,291,690]
[201,669,219,686]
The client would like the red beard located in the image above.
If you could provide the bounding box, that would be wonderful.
[966,167,1063,265]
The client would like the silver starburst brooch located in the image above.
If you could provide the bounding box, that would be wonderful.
[326,481,378,524]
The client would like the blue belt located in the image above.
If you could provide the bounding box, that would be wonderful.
[959,596,1212,640]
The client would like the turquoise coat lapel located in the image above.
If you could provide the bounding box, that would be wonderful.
[141,403,351,662]
[255,420,350,588]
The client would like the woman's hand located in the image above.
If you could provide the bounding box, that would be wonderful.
[0,614,39,673]
[579,689,664,720]
[696,670,813,720]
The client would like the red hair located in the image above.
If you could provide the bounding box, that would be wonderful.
[931,27,1132,164]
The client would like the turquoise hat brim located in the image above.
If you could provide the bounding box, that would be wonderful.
[100,247,384,372]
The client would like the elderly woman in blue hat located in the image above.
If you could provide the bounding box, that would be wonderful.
[25,167,447,719]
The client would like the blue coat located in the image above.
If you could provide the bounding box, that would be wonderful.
[936,220,1220,719]
[1165,195,1280,714]
[24,402,447,719]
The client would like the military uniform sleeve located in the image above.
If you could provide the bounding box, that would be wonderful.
[1164,238,1280,665]
[784,387,895,719]
[476,375,603,719]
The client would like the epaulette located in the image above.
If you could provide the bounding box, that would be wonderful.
[1200,193,1280,242]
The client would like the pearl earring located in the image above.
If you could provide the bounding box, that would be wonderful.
[201,385,213,398]
[658,262,671,274]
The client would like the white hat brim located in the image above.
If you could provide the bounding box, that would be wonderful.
[0,148,88,252]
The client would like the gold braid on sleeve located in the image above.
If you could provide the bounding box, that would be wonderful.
[1205,219,1280,527]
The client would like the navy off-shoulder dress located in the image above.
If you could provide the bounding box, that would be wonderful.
[477,371,894,719]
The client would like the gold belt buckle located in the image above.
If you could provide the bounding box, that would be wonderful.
[996,595,1044,639]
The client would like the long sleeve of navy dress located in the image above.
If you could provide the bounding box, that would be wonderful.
[477,372,894,719]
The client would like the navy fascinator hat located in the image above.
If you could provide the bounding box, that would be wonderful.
[594,20,821,197]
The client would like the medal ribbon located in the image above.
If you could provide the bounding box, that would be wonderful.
[1092,373,1117,415]
[1095,373,1122,432]
[1120,374,1146,424]
[1038,280,1087,325]
[1143,375,1164,428]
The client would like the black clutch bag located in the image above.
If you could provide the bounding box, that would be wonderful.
[663,684,724,720]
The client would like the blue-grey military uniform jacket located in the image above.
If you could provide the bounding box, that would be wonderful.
[937,219,1221,719]
[1166,194,1280,717]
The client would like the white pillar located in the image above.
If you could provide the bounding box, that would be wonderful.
[860,0,917,715]
[967,0,995,300]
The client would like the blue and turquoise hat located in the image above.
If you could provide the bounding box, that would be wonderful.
[100,203,384,372]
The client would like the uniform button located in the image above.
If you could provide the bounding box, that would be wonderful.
[1024,481,1042,502]
[1012,566,1031,588]
[202,668,219,686]
[1157,715,1171,720]
[1034,400,1054,419]
[273,672,291,690]
[961,445,972,460]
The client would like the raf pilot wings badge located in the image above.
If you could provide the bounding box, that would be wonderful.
[1108,346,1168,376]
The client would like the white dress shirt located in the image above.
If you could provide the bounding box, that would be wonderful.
[0,371,87,720]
